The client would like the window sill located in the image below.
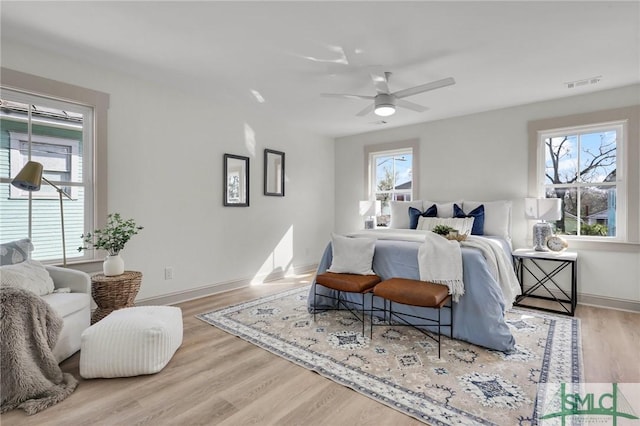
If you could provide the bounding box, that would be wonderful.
[46,258,103,274]
[564,239,640,252]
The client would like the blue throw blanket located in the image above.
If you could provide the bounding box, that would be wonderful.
[308,238,516,352]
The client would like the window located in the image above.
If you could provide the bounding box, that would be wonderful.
[10,133,80,199]
[537,121,625,241]
[366,140,419,227]
[1,89,93,262]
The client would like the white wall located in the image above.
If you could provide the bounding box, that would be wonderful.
[335,85,640,308]
[2,40,335,301]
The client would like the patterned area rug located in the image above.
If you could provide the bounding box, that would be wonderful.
[197,286,583,425]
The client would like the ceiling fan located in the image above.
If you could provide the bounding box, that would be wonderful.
[321,71,455,117]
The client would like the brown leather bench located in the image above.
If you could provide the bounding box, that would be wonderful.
[313,272,381,336]
[373,278,453,358]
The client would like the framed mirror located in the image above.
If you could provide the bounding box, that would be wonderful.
[224,154,249,207]
[264,149,285,197]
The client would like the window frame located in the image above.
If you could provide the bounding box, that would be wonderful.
[1,88,94,263]
[364,139,419,226]
[537,121,626,242]
[1,67,109,265]
[528,106,639,246]
[371,148,413,198]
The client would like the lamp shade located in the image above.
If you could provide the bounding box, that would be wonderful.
[524,198,562,221]
[11,161,44,191]
[359,200,377,217]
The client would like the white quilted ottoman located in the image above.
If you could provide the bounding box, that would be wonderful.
[80,306,183,378]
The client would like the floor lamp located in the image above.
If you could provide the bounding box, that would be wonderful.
[11,160,73,266]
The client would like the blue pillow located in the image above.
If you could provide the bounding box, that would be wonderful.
[454,204,485,235]
[408,204,437,229]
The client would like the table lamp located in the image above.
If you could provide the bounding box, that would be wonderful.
[525,198,562,251]
[359,200,378,229]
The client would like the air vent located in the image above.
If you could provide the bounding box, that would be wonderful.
[566,76,602,89]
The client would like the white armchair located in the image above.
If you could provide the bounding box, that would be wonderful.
[1,239,92,363]
[42,266,92,362]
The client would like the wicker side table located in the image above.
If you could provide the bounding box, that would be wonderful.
[91,271,142,324]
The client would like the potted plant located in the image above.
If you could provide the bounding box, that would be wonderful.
[79,213,143,276]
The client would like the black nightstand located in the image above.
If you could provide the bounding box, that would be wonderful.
[512,248,578,316]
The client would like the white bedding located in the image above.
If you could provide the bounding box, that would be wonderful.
[461,236,521,309]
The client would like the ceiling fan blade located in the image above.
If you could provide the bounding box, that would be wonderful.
[321,93,374,100]
[396,99,429,113]
[356,104,375,117]
[393,77,456,99]
[370,71,391,94]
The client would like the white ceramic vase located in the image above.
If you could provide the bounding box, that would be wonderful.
[103,253,125,276]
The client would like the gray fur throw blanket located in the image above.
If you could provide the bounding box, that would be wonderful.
[1,286,78,415]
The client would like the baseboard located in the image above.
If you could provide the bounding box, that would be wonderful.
[522,285,640,313]
[577,293,640,313]
[136,263,317,307]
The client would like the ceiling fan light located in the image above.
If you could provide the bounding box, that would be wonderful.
[374,105,395,117]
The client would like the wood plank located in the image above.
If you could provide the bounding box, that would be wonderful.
[577,304,640,383]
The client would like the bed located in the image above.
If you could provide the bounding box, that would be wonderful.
[307,200,520,352]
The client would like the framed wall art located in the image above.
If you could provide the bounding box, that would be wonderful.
[264,149,285,197]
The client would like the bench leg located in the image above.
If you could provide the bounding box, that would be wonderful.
[315,285,371,338]
[385,300,445,358]
[438,307,441,358]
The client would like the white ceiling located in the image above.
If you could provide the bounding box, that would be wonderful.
[2,1,639,138]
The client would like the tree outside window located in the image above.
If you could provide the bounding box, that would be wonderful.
[542,124,621,237]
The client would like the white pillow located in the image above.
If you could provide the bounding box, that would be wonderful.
[417,217,475,236]
[463,200,512,239]
[327,234,376,275]
[389,200,424,229]
[424,200,463,218]
[0,259,55,296]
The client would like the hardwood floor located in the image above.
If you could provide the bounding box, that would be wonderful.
[2,273,639,425]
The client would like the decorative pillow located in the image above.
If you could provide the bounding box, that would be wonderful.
[0,238,34,265]
[408,204,437,229]
[327,234,376,275]
[424,200,463,218]
[0,259,55,296]
[389,200,424,229]
[463,200,512,239]
[454,204,485,235]
[417,217,475,236]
